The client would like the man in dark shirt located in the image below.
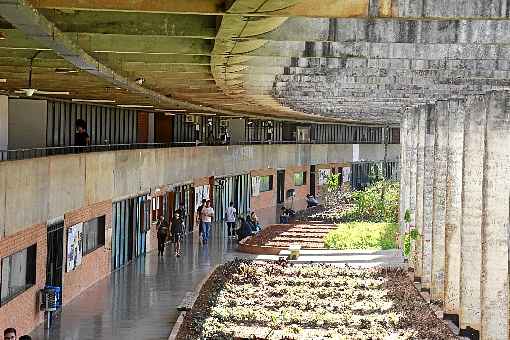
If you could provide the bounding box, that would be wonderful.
[75,119,90,147]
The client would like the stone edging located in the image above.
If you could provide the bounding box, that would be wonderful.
[168,264,220,340]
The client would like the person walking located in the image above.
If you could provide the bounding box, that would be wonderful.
[201,200,214,244]
[176,202,188,234]
[225,201,237,238]
[156,215,169,256]
[171,211,185,257]
[196,199,206,244]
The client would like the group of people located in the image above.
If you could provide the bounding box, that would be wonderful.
[224,201,263,241]
[4,328,31,340]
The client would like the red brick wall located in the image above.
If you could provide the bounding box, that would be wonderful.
[284,165,310,212]
[62,200,112,304]
[250,169,277,226]
[0,223,46,336]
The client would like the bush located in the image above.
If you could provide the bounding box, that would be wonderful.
[348,180,400,223]
[324,222,399,250]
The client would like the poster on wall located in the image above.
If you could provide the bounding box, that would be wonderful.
[342,167,351,183]
[66,222,83,272]
[318,169,331,186]
[194,185,210,212]
[251,176,260,197]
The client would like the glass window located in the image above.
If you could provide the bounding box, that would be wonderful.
[259,175,273,192]
[294,172,307,186]
[83,216,106,256]
[1,245,36,305]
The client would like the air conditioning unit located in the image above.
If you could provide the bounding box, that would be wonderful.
[185,115,195,123]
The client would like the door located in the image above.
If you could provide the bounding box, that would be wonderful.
[310,165,316,196]
[277,170,285,204]
[46,220,64,288]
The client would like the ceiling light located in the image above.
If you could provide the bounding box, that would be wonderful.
[0,32,6,40]
[72,99,116,103]
[0,79,6,83]
[55,68,79,74]
[155,109,186,112]
[118,104,154,108]
[164,113,175,116]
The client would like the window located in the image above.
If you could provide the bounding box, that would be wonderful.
[294,172,307,186]
[83,216,106,255]
[1,245,36,306]
[259,175,273,192]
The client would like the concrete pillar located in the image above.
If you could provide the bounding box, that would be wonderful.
[480,91,510,339]
[406,108,418,268]
[444,97,465,319]
[414,105,426,278]
[431,100,449,302]
[421,103,436,290]
[399,110,410,240]
[0,95,7,152]
[460,94,486,333]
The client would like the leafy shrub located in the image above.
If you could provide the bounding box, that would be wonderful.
[324,222,399,250]
[348,180,400,223]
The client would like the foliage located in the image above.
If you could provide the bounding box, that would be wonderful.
[348,180,400,223]
[324,222,399,250]
[327,173,340,191]
[403,209,412,224]
[403,228,420,257]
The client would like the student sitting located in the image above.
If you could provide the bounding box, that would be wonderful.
[236,216,255,241]
[250,211,262,232]
[306,194,319,208]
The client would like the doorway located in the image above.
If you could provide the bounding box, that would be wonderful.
[46,220,64,288]
[310,165,316,196]
[277,170,285,204]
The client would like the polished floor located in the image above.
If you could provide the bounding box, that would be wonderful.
[32,223,245,340]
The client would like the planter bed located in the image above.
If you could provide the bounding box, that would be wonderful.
[239,224,337,254]
[176,259,458,340]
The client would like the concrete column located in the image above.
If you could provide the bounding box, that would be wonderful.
[460,94,486,332]
[406,109,418,268]
[431,100,449,302]
[399,110,410,240]
[444,97,465,319]
[414,105,426,278]
[480,91,510,339]
[0,96,7,151]
[421,103,436,290]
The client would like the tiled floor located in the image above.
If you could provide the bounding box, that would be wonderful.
[31,223,245,340]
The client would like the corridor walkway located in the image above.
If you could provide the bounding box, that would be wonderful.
[31,224,244,340]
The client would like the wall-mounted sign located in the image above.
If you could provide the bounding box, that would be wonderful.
[318,169,331,186]
[251,176,261,197]
[342,167,351,183]
[66,222,83,272]
[194,185,210,212]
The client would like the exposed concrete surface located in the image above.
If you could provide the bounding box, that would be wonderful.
[0,143,360,236]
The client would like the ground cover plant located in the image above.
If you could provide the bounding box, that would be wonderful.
[242,223,337,249]
[324,222,399,250]
[177,259,457,340]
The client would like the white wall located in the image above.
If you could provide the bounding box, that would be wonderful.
[358,144,400,161]
[8,99,47,149]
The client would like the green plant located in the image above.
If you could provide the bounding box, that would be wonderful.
[403,209,412,224]
[403,228,420,257]
[324,222,399,250]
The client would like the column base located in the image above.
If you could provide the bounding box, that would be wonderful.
[459,327,480,340]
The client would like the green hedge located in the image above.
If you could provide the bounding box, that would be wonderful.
[324,222,398,250]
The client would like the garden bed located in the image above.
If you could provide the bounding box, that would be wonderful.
[239,223,337,254]
[176,259,458,339]
[324,222,399,250]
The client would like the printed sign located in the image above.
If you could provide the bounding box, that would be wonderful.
[66,222,83,272]
[318,169,331,185]
[342,167,351,183]
[251,176,261,197]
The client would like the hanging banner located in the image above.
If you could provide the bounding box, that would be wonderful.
[318,169,331,186]
[342,167,351,183]
[194,185,210,212]
[251,176,260,197]
[66,222,83,272]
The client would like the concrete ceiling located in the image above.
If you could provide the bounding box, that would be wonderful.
[0,0,509,124]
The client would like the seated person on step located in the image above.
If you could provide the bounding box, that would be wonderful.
[306,194,319,208]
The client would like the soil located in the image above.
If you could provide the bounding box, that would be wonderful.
[176,260,459,340]
[242,223,338,249]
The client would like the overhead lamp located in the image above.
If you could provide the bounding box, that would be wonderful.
[72,99,116,103]
[0,32,6,40]
[118,104,154,108]
[164,113,175,116]
[55,68,79,74]
[154,109,186,113]
[0,79,6,83]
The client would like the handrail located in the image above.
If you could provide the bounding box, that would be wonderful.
[0,139,399,162]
